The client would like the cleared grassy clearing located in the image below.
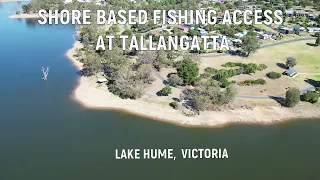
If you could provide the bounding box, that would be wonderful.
[199,40,320,96]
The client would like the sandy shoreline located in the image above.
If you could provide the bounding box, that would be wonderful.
[9,13,39,19]
[66,41,320,127]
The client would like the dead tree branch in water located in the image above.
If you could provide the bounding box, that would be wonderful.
[41,66,50,81]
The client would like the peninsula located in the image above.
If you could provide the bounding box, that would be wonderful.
[14,0,320,127]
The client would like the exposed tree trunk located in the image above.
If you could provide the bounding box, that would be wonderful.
[41,66,50,81]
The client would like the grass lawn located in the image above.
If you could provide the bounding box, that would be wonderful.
[199,40,320,96]
[254,24,277,33]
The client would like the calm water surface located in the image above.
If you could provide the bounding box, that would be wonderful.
[0,2,319,180]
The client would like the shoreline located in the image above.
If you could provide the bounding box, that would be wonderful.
[66,41,320,128]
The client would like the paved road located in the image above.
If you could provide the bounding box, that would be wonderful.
[147,38,317,100]
[201,37,316,59]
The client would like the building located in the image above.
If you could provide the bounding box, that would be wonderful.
[284,69,297,77]
[307,27,320,33]
[279,27,294,34]
[176,25,189,33]
[234,31,247,39]
[258,33,272,40]
[293,24,306,32]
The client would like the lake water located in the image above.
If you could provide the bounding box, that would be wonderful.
[0,2,320,180]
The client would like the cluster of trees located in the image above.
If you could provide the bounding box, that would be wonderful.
[200,62,267,88]
[180,79,236,113]
[238,79,266,86]
[25,0,65,12]
[285,86,320,107]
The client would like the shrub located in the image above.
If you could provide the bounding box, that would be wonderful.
[169,101,178,109]
[157,86,172,96]
[259,64,268,70]
[200,73,211,79]
[168,74,183,86]
[285,87,300,107]
[267,71,282,79]
[301,91,319,103]
[316,87,320,93]
[238,79,266,86]
[221,62,267,74]
[219,78,232,88]
[204,67,218,74]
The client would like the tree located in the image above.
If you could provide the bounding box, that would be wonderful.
[154,49,169,70]
[285,87,300,107]
[109,67,146,99]
[301,91,319,103]
[136,64,155,84]
[122,29,133,36]
[108,25,120,35]
[137,51,157,66]
[180,79,236,112]
[285,1,293,9]
[157,86,172,96]
[22,4,32,13]
[225,2,234,9]
[286,57,297,68]
[83,52,103,76]
[168,74,183,86]
[177,60,199,84]
[316,37,320,46]
[241,35,259,57]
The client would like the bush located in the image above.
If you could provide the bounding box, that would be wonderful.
[169,101,178,109]
[285,87,300,107]
[157,86,172,96]
[316,87,320,93]
[221,62,267,74]
[168,74,183,86]
[219,78,232,88]
[200,73,211,79]
[267,71,282,79]
[301,91,319,103]
[238,79,266,86]
[259,64,268,70]
[204,67,218,74]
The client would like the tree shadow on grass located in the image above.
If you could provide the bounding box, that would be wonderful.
[305,78,320,87]
[306,43,318,47]
[276,63,287,69]
[268,96,286,106]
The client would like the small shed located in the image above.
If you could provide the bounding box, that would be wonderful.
[284,69,297,77]
[97,78,107,83]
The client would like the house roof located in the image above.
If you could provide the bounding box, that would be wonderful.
[286,69,297,75]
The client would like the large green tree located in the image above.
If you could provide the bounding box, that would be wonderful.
[285,87,300,107]
[241,35,259,57]
[177,60,199,84]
